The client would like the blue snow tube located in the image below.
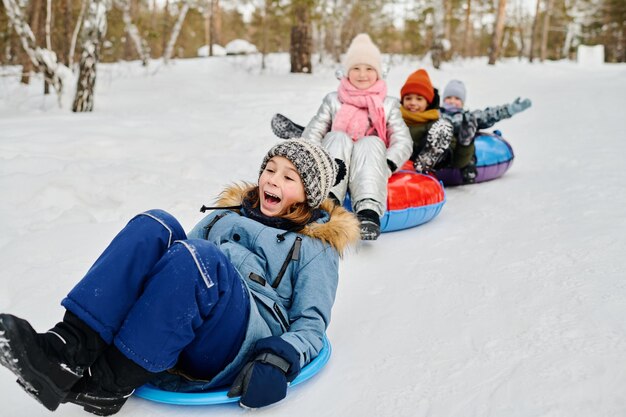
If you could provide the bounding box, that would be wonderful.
[134,335,332,406]
[435,130,515,186]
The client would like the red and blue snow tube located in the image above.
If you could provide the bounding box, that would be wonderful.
[345,170,446,233]
[435,130,514,186]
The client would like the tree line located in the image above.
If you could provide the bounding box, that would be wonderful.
[1,0,623,111]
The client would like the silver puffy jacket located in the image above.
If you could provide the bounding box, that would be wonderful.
[301,92,412,216]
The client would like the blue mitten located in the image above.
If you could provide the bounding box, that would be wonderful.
[227,336,301,409]
[507,97,532,115]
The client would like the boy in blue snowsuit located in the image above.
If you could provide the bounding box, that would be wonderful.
[0,140,360,415]
[440,79,532,183]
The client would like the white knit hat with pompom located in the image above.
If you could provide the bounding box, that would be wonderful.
[343,33,382,79]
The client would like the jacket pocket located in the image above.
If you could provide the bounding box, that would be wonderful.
[249,292,289,335]
[272,303,289,332]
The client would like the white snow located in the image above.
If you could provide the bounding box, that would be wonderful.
[1,54,625,417]
[197,44,227,57]
[224,39,258,55]
[577,44,605,66]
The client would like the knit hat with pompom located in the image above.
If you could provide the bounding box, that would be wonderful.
[343,33,382,79]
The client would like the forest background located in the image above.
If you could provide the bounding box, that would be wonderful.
[1,0,624,87]
[0,0,624,112]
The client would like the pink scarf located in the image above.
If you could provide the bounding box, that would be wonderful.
[332,78,388,145]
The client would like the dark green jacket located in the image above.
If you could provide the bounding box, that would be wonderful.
[407,120,437,162]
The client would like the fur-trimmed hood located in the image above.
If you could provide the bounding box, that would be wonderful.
[214,183,360,256]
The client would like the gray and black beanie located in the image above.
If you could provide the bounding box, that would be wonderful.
[259,139,345,209]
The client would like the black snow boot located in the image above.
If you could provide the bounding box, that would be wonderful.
[64,345,158,416]
[0,311,107,411]
[357,209,381,241]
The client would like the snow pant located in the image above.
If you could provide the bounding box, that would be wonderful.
[451,142,476,169]
[61,209,250,380]
[322,132,389,217]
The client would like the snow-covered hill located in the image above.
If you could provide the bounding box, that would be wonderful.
[1,54,625,417]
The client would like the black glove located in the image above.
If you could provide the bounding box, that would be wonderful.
[227,336,301,409]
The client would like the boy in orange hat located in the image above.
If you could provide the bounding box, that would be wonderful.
[399,69,453,173]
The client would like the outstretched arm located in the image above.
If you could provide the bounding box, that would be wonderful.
[473,97,532,129]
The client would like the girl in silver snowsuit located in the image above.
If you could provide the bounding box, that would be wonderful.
[301,34,412,240]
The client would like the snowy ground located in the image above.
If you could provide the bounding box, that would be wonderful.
[1,54,625,417]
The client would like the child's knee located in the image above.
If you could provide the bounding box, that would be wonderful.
[358,135,385,148]
[354,136,387,157]
[323,131,352,146]
[173,239,236,289]
[136,209,186,242]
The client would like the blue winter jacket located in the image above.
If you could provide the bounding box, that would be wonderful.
[161,184,360,391]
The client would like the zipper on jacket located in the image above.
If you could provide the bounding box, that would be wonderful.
[273,303,289,331]
[272,236,302,289]
[202,213,227,239]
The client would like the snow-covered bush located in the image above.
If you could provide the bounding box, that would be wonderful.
[577,45,604,66]
[225,39,258,55]
[197,44,227,57]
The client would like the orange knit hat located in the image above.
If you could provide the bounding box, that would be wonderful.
[400,69,434,103]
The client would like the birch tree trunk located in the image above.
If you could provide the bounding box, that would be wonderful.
[313,18,323,64]
[260,0,267,70]
[44,0,51,94]
[2,0,64,98]
[540,0,554,61]
[443,0,452,53]
[561,1,579,60]
[431,1,445,68]
[72,0,110,112]
[488,0,507,65]
[529,0,541,62]
[115,0,150,65]
[462,0,472,57]
[69,0,88,69]
[516,12,525,60]
[161,0,169,55]
[203,3,209,55]
[60,0,72,65]
[330,0,344,63]
[208,0,217,56]
[45,0,50,49]
[21,0,41,84]
[163,1,189,64]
